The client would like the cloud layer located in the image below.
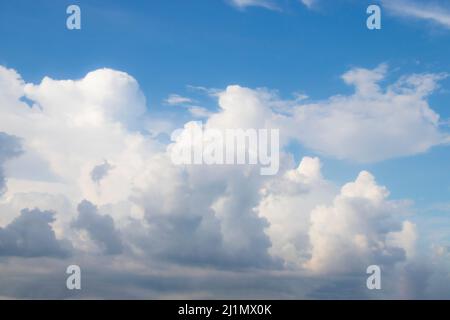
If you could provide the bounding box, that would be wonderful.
[0,64,448,298]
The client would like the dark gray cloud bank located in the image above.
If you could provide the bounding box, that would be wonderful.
[0,208,71,258]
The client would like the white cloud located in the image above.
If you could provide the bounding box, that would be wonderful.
[258,157,336,268]
[0,64,447,298]
[197,65,449,163]
[164,94,193,106]
[383,0,450,29]
[288,65,449,162]
[228,0,279,10]
[0,65,277,268]
[388,221,418,260]
[0,66,162,209]
[258,159,415,273]
[188,106,213,118]
[305,171,414,274]
[207,85,277,131]
[300,0,316,9]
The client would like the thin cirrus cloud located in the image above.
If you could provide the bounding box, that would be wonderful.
[164,94,193,106]
[227,0,280,10]
[228,0,450,25]
[382,0,450,29]
[227,0,316,10]
[300,0,316,9]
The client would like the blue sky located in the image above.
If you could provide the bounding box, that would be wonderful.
[2,0,449,188]
[4,0,447,198]
[1,0,450,298]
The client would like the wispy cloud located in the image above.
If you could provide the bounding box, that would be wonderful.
[164,94,193,106]
[383,0,450,29]
[300,0,317,9]
[228,0,318,12]
[227,0,279,11]
[187,106,213,118]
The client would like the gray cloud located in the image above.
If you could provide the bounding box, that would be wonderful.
[90,160,113,184]
[0,132,22,196]
[0,208,71,258]
[127,164,278,269]
[1,254,447,299]
[72,200,124,255]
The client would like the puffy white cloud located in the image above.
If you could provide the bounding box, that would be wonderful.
[258,157,336,268]
[258,158,416,274]
[388,221,417,260]
[207,85,277,130]
[289,65,449,162]
[29,69,147,128]
[195,65,449,163]
[305,171,414,274]
[0,66,162,208]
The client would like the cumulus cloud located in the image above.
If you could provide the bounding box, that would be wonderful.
[126,152,276,268]
[72,200,123,255]
[0,64,447,298]
[197,66,449,163]
[257,158,416,274]
[289,65,449,162]
[258,157,336,268]
[305,171,413,274]
[0,208,71,257]
[0,65,162,208]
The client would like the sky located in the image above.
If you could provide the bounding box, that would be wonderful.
[1,0,450,299]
